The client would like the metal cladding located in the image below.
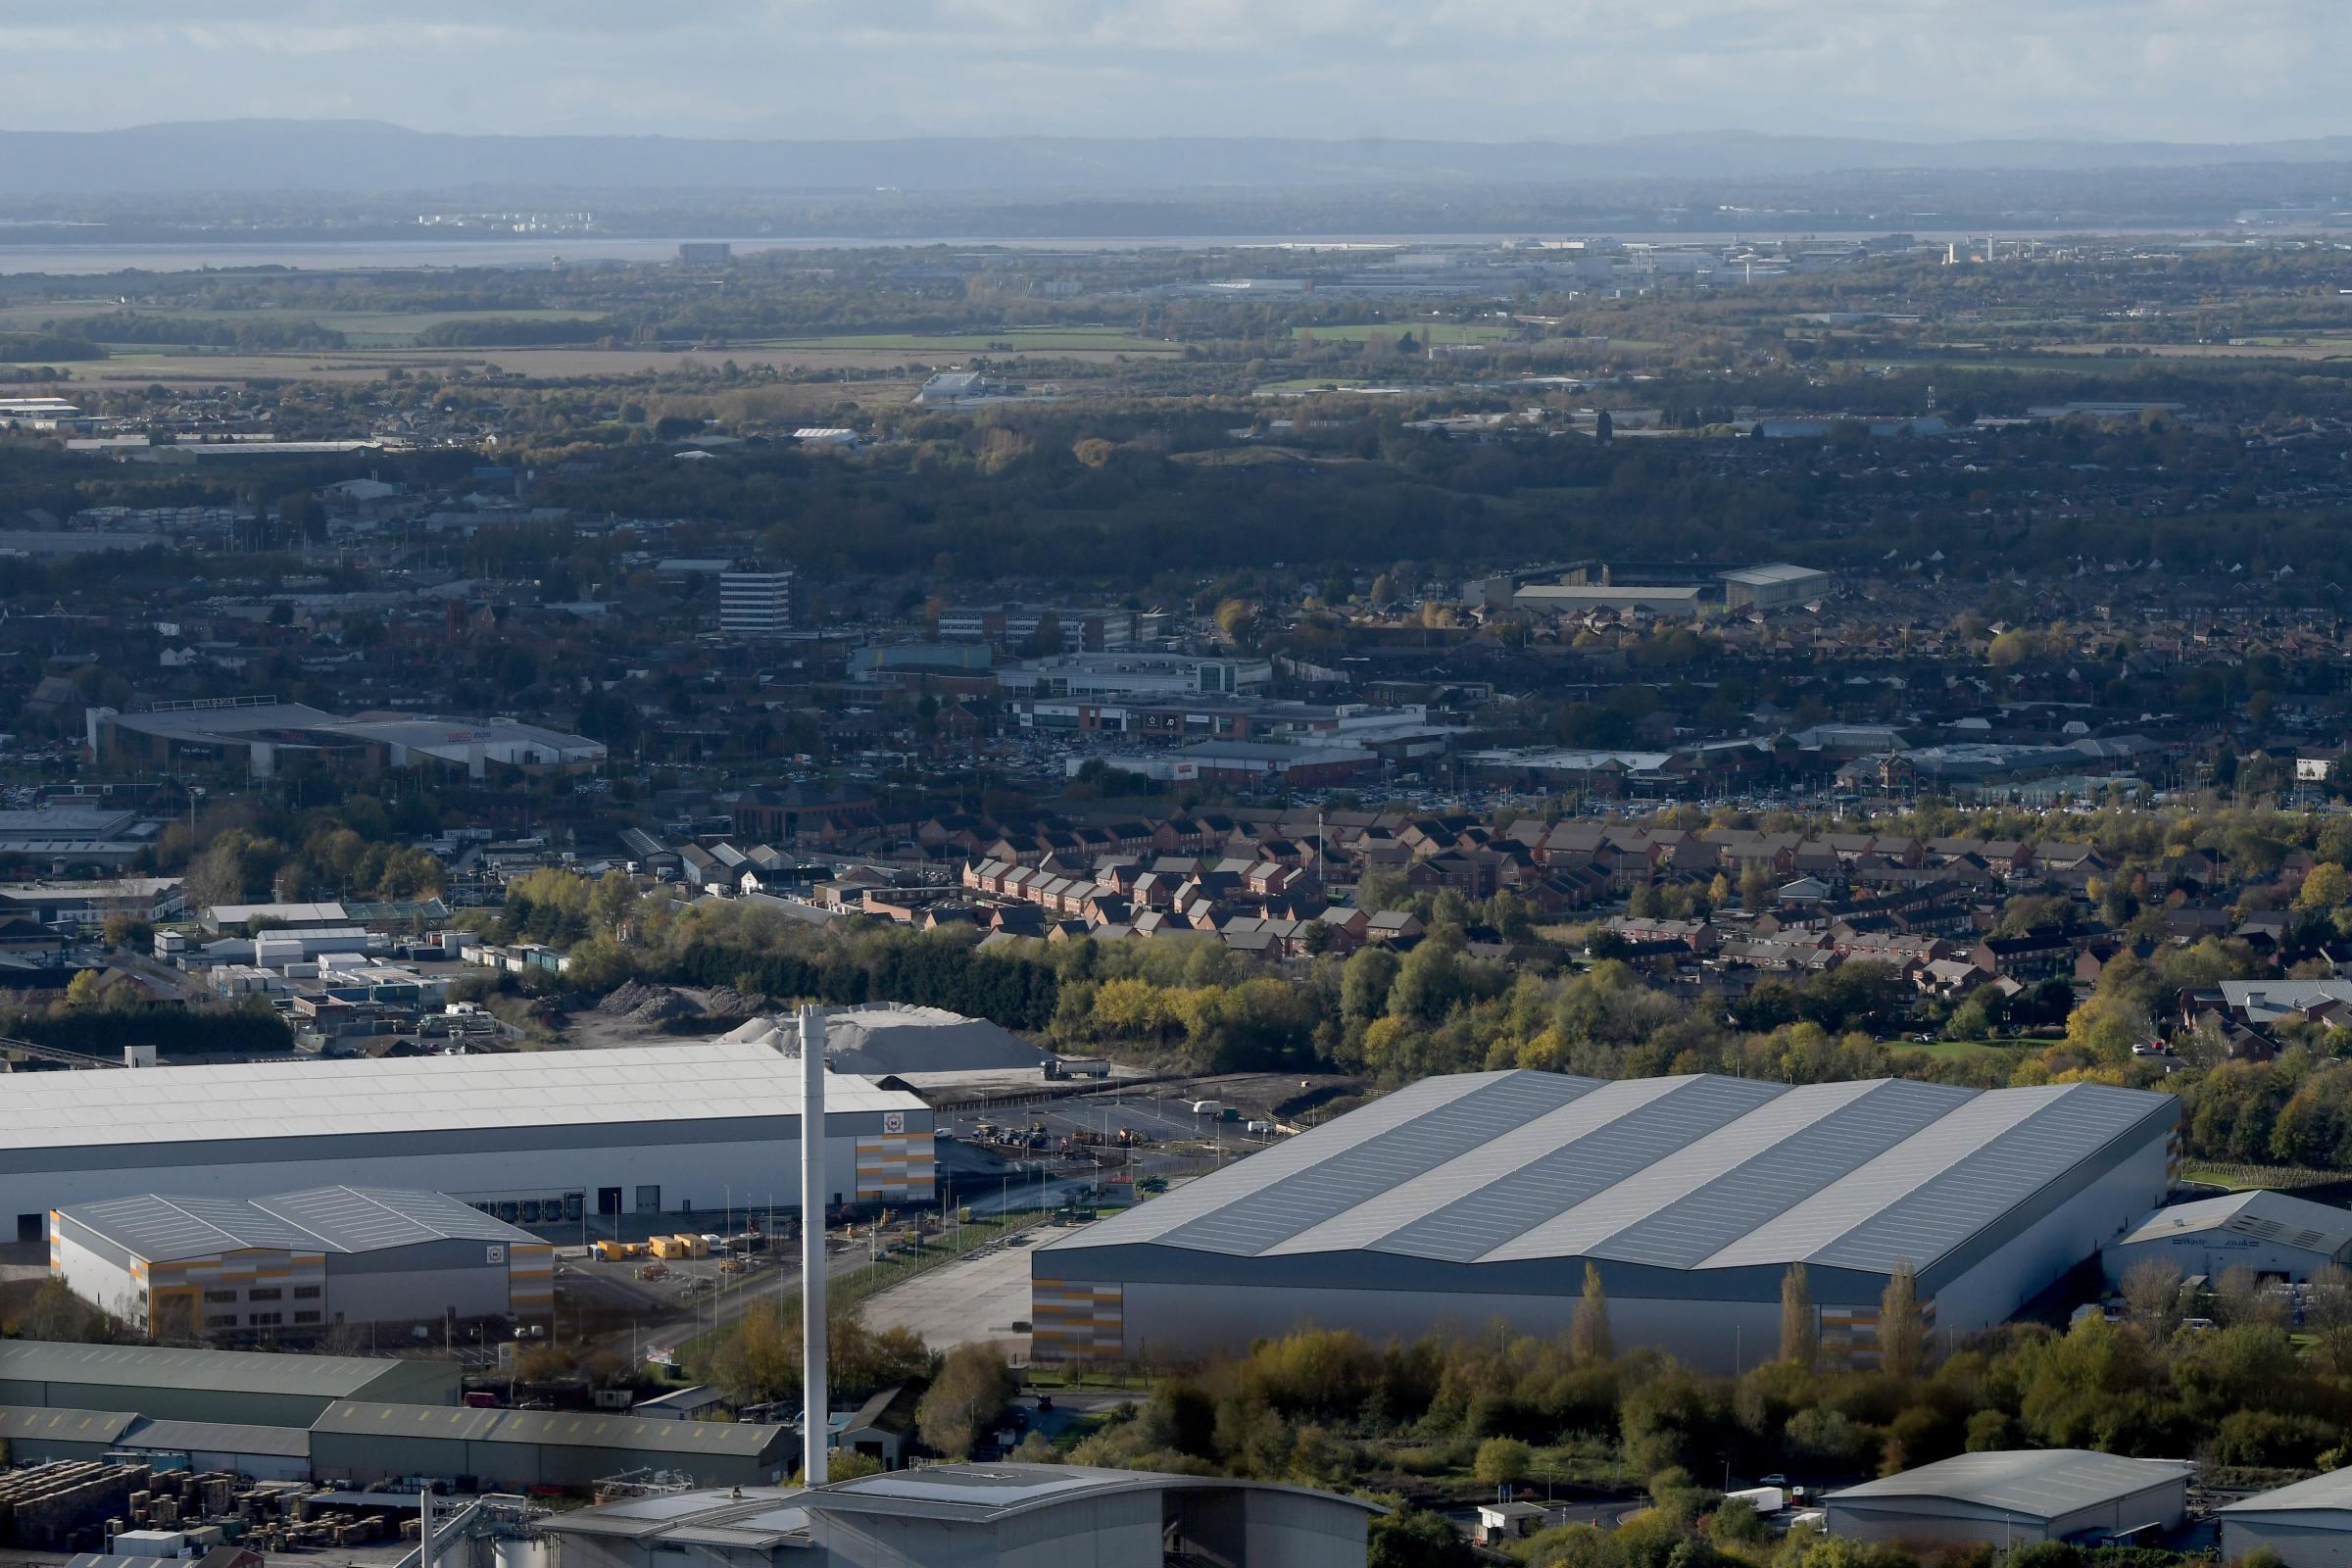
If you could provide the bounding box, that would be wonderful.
[1045,1069,2179,1295]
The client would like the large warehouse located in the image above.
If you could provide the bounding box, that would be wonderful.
[1034,1070,2177,1370]
[0,1042,933,1243]
[2101,1189,2352,1287]
[2219,1466,2352,1567]
[0,1340,457,1426]
[52,1186,555,1340]
[1825,1450,2194,1545]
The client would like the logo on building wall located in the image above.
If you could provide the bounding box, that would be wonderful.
[486,1245,507,1263]
[882,1111,906,1134]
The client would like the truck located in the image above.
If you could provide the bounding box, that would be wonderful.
[1188,1100,1223,1117]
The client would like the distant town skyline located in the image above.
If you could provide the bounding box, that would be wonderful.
[2,0,2344,147]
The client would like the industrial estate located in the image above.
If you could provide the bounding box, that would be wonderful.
[11,34,2352,1568]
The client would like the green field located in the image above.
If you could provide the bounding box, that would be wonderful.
[756,326,1178,354]
[1289,321,1513,346]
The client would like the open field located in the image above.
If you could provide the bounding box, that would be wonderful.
[1289,321,1515,345]
[0,341,977,387]
[753,325,1179,354]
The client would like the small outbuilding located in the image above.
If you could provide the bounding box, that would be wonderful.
[2101,1190,2352,1287]
[1824,1449,2193,1546]
[2219,1465,2352,1568]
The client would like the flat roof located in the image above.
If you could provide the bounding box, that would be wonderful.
[1826,1450,2193,1520]
[1044,1071,2174,1277]
[0,1041,924,1153]
[1719,563,1832,585]
[2114,1190,2352,1256]
[314,1400,785,1457]
[0,1341,438,1398]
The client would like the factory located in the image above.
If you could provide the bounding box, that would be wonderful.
[50,1187,555,1341]
[0,1341,457,1428]
[2219,1465,2352,1567]
[1034,1070,2177,1370]
[1824,1450,2194,1546]
[0,1042,934,1244]
[541,1464,1380,1568]
[2101,1189,2352,1287]
[309,1402,795,1493]
[85,698,607,782]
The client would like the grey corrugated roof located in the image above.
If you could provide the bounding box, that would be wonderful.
[314,1401,785,1457]
[2116,1190,2352,1256]
[1592,1078,1974,1269]
[1811,1084,2167,1273]
[2219,1466,2352,1517]
[122,1414,312,1458]
[255,1187,534,1251]
[0,1342,430,1398]
[0,1404,136,1445]
[58,1186,539,1261]
[1156,1071,1593,1257]
[56,1194,327,1261]
[1393,1075,1782,1264]
[1827,1450,2192,1519]
[1043,1071,2176,1277]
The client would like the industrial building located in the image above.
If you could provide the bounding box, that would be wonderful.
[0,1406,312,1481]
[1033,1070,2178,1370]
[2219,1466,2352,1567]
[51,1187,555,1341]
[0,1042,933,1244]
[2101,1190,2352,1287]
[0,1341,457,1427]
[85,698,606,782]
[1476,560,1837,618]
[1823,1450,2193,1546]
[310,1402,794,1493]
[541,1465,1380,1568]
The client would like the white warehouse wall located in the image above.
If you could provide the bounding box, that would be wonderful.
[51,1232,146,1328]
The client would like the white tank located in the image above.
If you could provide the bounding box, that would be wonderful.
[489,1538,550,1568]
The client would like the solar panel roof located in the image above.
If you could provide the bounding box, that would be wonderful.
[1043,1070,2175,1276]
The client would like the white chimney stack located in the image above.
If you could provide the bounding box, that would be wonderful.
[798,1003,828,1487]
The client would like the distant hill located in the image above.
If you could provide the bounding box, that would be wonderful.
[5,120,2352,196]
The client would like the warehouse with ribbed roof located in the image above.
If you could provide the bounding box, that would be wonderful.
[1034,1070,2178,1370]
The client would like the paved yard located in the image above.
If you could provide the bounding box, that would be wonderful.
[861,1240,1036,1357]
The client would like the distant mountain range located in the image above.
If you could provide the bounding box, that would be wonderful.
[5,120,2352,196]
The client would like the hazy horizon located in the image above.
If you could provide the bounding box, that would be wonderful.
[3,1,2344,146]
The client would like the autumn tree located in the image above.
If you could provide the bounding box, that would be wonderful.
[916,1343,1016,1459]
[1571,1262,1613,1364]
[1880,1259,1926,1378]
[1780,1263,1817,1368]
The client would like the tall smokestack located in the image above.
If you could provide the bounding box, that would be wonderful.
[799,1003,828,1487]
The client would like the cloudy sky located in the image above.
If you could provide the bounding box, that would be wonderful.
[1,0,2342,145]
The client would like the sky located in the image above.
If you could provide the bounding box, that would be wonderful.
[1,0,2345,145]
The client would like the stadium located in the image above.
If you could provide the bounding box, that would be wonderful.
[1035,1070,2178,1371]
